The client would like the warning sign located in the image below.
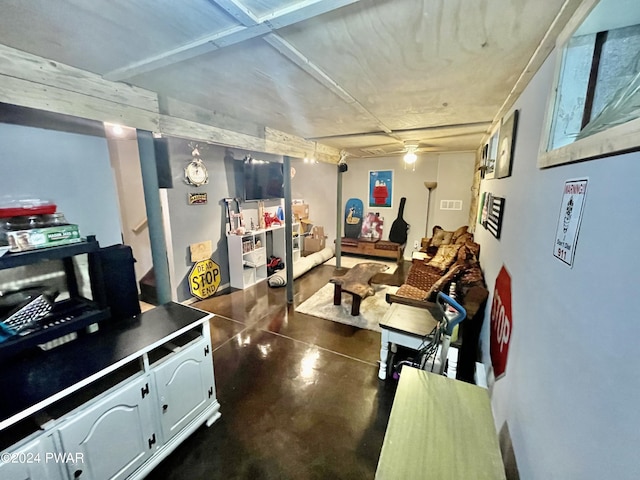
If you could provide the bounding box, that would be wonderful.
[554,178,588,267]
[189,259,221,300]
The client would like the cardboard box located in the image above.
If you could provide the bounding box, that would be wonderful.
[300,219,314,234]
[303,226,326,255]
[292,203,309,222]
[5,224,81,252]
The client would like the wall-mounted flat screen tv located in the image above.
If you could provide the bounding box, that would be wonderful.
[243,158,285,200]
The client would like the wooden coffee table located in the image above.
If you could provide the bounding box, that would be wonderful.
[378,302,441,379]
[330,262,388,316]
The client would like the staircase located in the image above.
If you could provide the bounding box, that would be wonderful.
[139,268,158,305]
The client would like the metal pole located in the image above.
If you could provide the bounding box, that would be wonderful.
[336,165,343,269]
[136,130,172,304]
[283,156,294,304]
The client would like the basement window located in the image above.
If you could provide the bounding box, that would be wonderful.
[539,0,640,168]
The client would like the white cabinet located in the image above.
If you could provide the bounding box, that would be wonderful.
[153,338,216,443]
[227,231,267,289]
[0,304,220,480]
[0,432,64,480]
[227,224,300,289]
[57,376,155,480]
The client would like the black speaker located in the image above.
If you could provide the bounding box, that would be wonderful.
[95,245,141,320]
[338,162,348,173]
[154,137,174,188]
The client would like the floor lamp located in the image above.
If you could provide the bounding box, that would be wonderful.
[424,181,438,237]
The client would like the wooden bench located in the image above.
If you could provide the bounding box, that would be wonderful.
[338,237,405,263]
[376,367,505,479]
[329,262,388,316]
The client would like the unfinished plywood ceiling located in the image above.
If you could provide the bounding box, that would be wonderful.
[0,0,576,158]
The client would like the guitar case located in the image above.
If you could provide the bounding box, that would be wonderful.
[389,197,409,244]
[344,198,363,239]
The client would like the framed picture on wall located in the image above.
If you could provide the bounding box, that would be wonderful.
[496,110,519,179]
[369,170,393,208]
[485,129,500,180]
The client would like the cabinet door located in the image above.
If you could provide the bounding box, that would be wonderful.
[153,338,216,443]
[57,376,156,480]
[0,433,64,480]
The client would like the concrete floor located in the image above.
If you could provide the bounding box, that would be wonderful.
[145,261,411,480]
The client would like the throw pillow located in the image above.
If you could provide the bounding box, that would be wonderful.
[430,226,454,248]
[454,232,474,245]
[426,244,462,273]
[465,241,481,259]
[459,264,484,286]
[452,225,469,241]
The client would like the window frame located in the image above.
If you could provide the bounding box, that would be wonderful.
[538,0,640,168]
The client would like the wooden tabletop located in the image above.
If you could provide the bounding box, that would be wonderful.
[376,367,506,480]
[379,302,441,337]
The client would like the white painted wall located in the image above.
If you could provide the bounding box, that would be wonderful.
[0,123,122,247]
[341,153,474,256]
[290,158,338,242]
[106,137,152,286]
[431,152,476,234]
[477,51,640,479]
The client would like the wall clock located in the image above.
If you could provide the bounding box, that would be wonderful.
[185,157,208,186]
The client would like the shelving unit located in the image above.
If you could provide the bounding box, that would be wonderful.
[227,223,300,289]
[227,230,267,289]
[0,235,109,360]
[271,222,301,264]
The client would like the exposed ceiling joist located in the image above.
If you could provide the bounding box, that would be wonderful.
[104,0,362,81]
[263,34,396,136]
[309,121,493,141]
[211,0,260,26]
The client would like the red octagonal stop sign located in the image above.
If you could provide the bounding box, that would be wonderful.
[490,265,512,379]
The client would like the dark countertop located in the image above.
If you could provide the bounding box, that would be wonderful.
[0,302,211,430]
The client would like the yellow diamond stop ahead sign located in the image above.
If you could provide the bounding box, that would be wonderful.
[189,259,221,300]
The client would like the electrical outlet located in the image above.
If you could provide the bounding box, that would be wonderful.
[413,240,419,249]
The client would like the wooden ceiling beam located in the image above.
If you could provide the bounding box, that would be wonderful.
[104,0,362,81]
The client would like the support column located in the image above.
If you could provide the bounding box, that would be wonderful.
[283,155,294,304]
[137,130,172,304]
[336,165,343,269]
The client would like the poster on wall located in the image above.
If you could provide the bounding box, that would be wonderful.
[369,170,393,208]
[484,129,500,180]
[486,195,505,239]
[495,109,519,179]
[553,178,588,267]
[490,265,512,379]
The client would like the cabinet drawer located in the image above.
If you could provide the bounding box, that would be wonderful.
[244,248,266,266]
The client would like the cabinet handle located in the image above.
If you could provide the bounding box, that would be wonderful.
[74,470,83,478]
[162,404,168,413]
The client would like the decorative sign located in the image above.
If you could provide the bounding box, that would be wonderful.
[490,265,512,379]
[479,192,505,239]
[554,178,588,267]
[188,259,221,300]
[188,193,208,205]
[190,240,213,262]
[369,170,393,208]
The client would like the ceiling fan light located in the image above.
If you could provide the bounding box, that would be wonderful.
[404,151,417,164]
